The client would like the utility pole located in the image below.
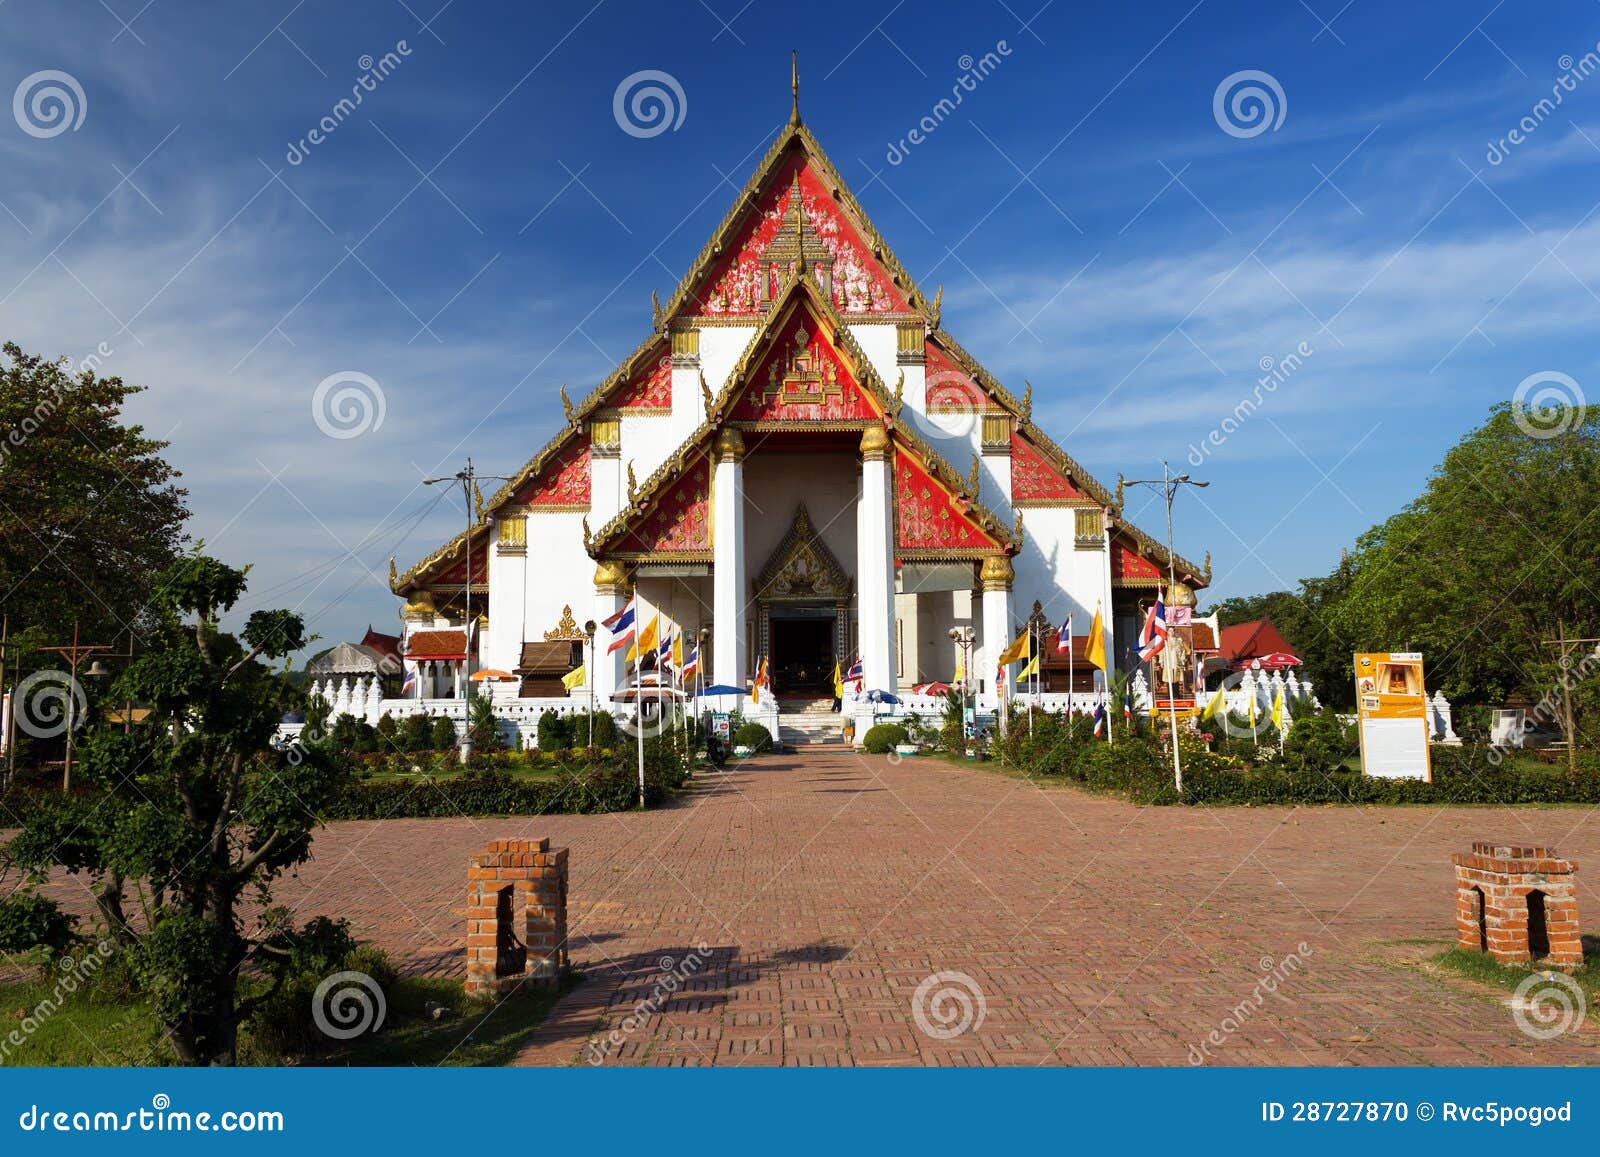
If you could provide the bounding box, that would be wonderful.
[1119,462,1209,794]
[423,458,510,759]
[1542,622,1599,774]
[38,621,110,791]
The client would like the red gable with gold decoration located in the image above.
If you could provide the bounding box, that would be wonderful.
[729,305,883,423]
[1011,433,1083,507]
[894,442,1003,556]
[512,439,591,511]
[1111,536,1163,584]
[613,453,713,556]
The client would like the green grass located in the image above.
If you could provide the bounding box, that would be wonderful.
[1432,940,1600,1023]
[0,967,564,1067]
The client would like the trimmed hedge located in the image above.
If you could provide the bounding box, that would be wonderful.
[1022,730,1600,806]
[733,722,773,753]
[861,723,909,754]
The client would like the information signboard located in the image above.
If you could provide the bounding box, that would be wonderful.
[1354,652,1432,781]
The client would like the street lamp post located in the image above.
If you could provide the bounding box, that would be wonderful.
[948,626,975,745]
[583,619,597,749]
[1117,461,1208,794]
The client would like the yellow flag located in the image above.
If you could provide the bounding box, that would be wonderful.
[1016,654,1039,683]
[1200,686,1225,722]
[996,627,1031,668]
[832,660,843,699]
[636,614,658,655]
[1248,694,1258,726]
[673,634,683,667]
[1085,603,1106,671]
[1271,687,1285,730]
[561,664,586,692]
[954,650,964,684]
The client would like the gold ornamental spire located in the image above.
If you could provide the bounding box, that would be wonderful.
[790,50,801,126]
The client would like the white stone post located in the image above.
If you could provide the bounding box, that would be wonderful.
[857,428,897,696]
[712,428,748,689]
[980,556,1013,712]
[592,561,629,707]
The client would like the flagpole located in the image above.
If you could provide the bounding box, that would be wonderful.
[635,597,649,810]
[1067,617,1074,740]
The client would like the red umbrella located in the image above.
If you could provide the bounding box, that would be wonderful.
[1230,652,1301,671]
[911,682,952,696]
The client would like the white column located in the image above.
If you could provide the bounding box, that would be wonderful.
[858,428,897,696]
[592,562,629,706]
[712,428,747,689]
[980,557,1013,710]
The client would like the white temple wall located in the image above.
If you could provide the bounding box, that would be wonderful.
[699,326,757,395]
[495,510,592,673]
[617,412,679,484]
[1013,508,1106,632]
[846,323,898,394]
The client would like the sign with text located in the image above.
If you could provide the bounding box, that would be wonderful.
[1354,652,1431,781]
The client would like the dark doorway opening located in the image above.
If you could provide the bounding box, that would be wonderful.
[494,885,526,977]
[1470,886,1488,952]
[1528,889,1550,959]
[771,615,834,694]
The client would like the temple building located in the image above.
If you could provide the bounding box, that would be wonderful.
[387,76,1209,718]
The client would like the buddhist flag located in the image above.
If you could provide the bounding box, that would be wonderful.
[561,664,586,692]
[1085,603,1106,671]
[996,627,1030,669]
[636,614,659,659]
[1271,686,1285,731]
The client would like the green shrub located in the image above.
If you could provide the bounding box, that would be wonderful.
[468,695,503,752]
[862,723,909,754]
[0,892,80,960]
[329,713,377,753]
[430,716,459,751]
[733,721,773,753]
[1280,708,1354,774]
[243,915,398,1062]
[537,710,573,752]
[401,713,434,752]
[373,712,398,751]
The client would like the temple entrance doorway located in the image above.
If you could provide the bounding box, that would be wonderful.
[771,610,834,695]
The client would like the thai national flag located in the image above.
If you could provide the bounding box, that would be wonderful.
[845,657,863,687]
[1092,695,1107,737]
[1137,593,1168,662]
[1056,614,1072,653]
[657,632,674,670]
[680,644,699,680]
[401,667,416,696]
[1122,686,1133,721]
[604,599,637,655]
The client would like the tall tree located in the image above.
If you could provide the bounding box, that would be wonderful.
[1327,402,1600,738]
[4,554,345,1065]
[0,341,188,645]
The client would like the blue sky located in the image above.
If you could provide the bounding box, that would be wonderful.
[3,0,1598,649]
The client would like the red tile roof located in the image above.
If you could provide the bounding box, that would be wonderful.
[406,630,468,660]
[1216,618,1298,662]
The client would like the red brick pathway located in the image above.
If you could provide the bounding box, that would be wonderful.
[39,751,1600,1065]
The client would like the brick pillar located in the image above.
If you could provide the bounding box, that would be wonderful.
[1451,841,1581,970]
[465,837,570,998]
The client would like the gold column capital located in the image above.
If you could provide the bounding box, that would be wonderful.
[714,426,746,463]
[859,425,891,461]
[979,555,1014,592]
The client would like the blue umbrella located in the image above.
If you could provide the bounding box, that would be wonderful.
[863,689,900,704]
[694,684,746,697]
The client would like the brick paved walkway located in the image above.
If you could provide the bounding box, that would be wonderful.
[45,751,1600,1065]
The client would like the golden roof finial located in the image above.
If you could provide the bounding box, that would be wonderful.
[790,50,801,127]
[931,284,943,328]
[651,289,663,331]
[560,384,575,426]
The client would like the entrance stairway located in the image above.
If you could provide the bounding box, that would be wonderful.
[775,697,851,749]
